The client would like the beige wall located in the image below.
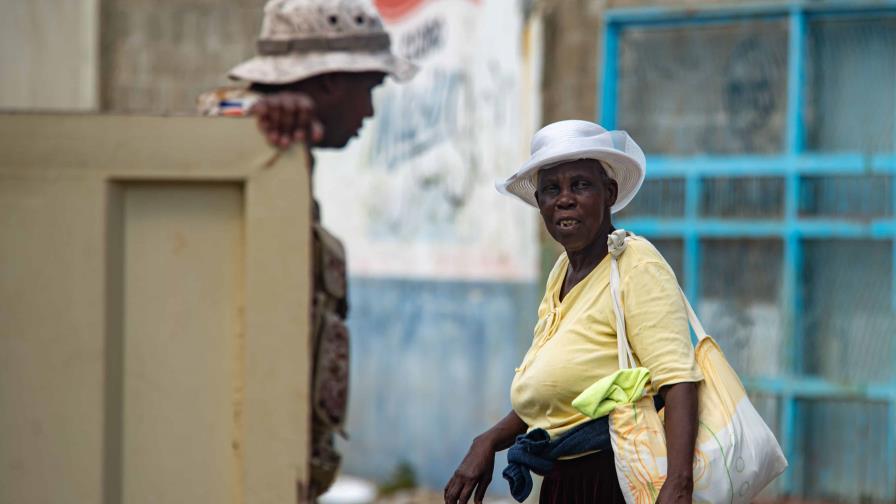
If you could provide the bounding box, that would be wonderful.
[0,0,260,114]
[0,0,100,110]
[100,0,261,113]
[0,114,312,504]
[539,0,603,124]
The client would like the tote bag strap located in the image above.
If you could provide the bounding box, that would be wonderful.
[608,230,709,371]
[609,252,637,369]
[678,285,709,341]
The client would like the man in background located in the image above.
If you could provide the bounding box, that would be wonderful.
[200,0,416,498]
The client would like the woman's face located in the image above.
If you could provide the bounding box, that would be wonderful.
[535,159,618,253]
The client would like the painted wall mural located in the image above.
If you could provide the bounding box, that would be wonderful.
[313,0,540,492]
[315,0,538,281]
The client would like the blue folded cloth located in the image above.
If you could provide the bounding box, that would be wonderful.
[501,417,610,502]
[502,396,665,502]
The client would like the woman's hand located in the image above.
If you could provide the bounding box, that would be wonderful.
[655,473,693,504]
[443,436,496,504]
[444,410,527,504]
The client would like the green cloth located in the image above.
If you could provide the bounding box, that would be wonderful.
[571,367,652,419]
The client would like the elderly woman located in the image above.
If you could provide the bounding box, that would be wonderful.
[444,120,703,504]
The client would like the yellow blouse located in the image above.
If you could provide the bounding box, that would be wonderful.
[510,236,703,439]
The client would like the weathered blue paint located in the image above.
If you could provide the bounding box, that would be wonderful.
[803,399,891,499]
[888,403,896,499]
[682,232,700,344]
[891,73,896,322]
[778,395,796,496]
[782,9,806,493]
[604,2,896,500]
[616,217,896,238]
[339,277,539,493]
[808,8,896,21]
[598,22,618,129]
[785,8,805,156]
[604,0,896,25]
[646,153,896,177]
[683,176,701,321]
[744,376,896,401]
[890,73,896,488]
[605,3,788,27]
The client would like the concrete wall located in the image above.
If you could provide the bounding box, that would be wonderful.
[100,0,260,113]
[0,0,99,110]
[0,0,259,114]
[537,0,790,125]
[538,0,602,124]
[342,278,538,489]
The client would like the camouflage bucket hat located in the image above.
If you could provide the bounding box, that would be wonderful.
[229,0,418,84]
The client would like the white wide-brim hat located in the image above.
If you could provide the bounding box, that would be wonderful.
[228,0,418,84]
[496,120,646,214]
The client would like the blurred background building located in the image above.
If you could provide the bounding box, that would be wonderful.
[2,0,896,502]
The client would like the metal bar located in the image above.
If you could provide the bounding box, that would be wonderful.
[617,217,896,238]
[782,8,806,494]
[683,233,700,343]
[887,402,896,499]
[599,22,618,129]
[785,11,805,155]
[892,52,896,315]
[779,394,798,495]
[892,58,896,502]
[605,3,792,24]
[781,232,803,495]
[807,9,896,21]
[892,47,896,499]
[683,175,701,336]
[891,75,896,498]
[605,0,896,26]
[609,14,787,29]
[891,179,896,311]
[744,376,896,402]
[645,153,896,178]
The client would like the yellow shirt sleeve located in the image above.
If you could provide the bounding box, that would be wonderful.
[621,256,704,390]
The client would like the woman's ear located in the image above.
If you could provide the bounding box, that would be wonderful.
[606,179,619,208]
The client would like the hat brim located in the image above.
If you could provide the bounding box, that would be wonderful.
[496,140,646,214]
[228,50,418,84]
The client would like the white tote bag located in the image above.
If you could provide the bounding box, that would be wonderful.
[605,231,787,504]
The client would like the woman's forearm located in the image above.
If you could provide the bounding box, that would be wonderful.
[660,382,698,484]
[477,410,528,452]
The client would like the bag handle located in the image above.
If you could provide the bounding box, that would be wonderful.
[610,253,637,369]
[607,230,708,371]
[679,284,708,341]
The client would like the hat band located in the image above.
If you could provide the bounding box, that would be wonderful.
[257,33,392,55]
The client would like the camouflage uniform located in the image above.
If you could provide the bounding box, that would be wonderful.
[308,214,350,497]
